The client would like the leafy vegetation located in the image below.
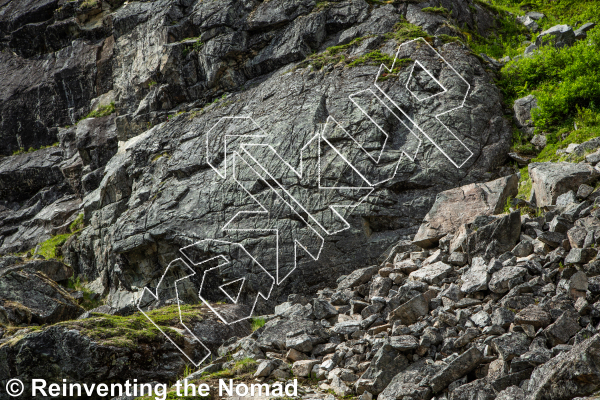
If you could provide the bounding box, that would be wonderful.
[501,26,600,131]
[36,233,74,259]
[181,38,204,58]
[79,102,115,122]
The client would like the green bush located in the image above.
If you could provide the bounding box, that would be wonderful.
[501,26,600,131]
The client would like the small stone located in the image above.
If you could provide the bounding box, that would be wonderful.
[286,333,313,353]
[491,332,531,361]
[489,267,528,294]
[389,335,419,351]
[514,305,551,328]
[409,261,452,285]
[492,308,515,329]
[461,257,490,293]
[449,252,468,266]
[569,271,588,298]
[512,240,533,257]
[565,248,597,264]
[471,310,492,327]
[428,346,483,393]
[286,348,308,362]
[390,294,428,325]
[254,360,275,377]
[577,184,594,199]
[292,360,319,378]
[543,312,581,347]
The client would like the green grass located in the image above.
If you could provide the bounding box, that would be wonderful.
[11,142,59,156]
[202,357,257,379]
[517,167,532,200]
[461,9,530,59]
[298,18,428,72]
[421,6,451,17]
[80,0,98,9]
[301,36,369,70]
[69,213,84,232]
[58,304,204,349]
[383,18,431,43]
[34,213,85,259]
[79,102,115,122]
[36,233,74,259]
[250,317,266,331]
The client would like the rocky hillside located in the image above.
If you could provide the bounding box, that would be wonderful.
[0,0,599,399]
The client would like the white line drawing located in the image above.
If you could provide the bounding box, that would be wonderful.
[139,37,474,364]
[136,258,211,367]
[373,37,474,169]
[179,239,276,325]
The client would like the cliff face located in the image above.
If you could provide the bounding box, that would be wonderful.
[1,0,511,313]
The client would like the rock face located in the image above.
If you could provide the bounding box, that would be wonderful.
[413,174,519,248]
[0,304,251,397]
[528,334,600,399]
[18,0,509,313]
[529,162,599,207]
[0,270,83,324]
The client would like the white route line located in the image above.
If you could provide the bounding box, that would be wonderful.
[136,258,211,367]
[373,37,474,169]
[139,37,474,364]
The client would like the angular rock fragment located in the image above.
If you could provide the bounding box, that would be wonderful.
[413,175,518,248]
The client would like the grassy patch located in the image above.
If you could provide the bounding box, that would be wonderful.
[35,212,86,259]
[80,0,98,9]
[250,317,266,331]
[79,102,115,122]
[422,6,451,17]
[12,142,59,156]
[203,357,257,380]
[69,213,84,232]
[461,10,529,59]
[301,36,368,70]
[36,233,74,259]
[383,18,431,43]
[58,304,204,349]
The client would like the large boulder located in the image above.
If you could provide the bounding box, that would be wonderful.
[0,270,84,324]
[1,0,512,318]
[466,211,521,262]
[356,344,409,394]
[527,333,600,399]
[529,162,599,207]
[413,175,519,248]
[535,24,576,48]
